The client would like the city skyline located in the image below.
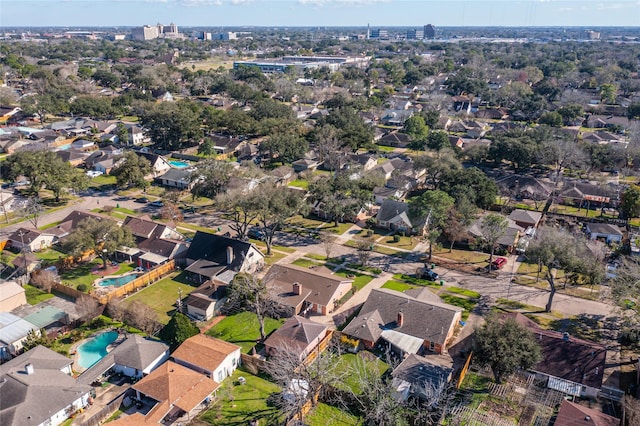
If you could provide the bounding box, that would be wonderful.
[2,0,639,28]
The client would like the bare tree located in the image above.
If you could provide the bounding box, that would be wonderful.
[356,240,373,267]
[264,343,347,422]
[29,268,59,293]
[106,298,127,323]
[479,213,509,270]
[21,197,43,229]
[125,300,159,334]
[160,202,183,222]
[76,295,100,323]
[319,231,338,260]
[225,273,279,341]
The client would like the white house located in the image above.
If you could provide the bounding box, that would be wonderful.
[171,334,241,383]
[586,223,623,244]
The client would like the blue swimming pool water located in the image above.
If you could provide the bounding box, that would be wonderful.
[77,331,118,369]
[97,274,138,287]
[169,160,189,168]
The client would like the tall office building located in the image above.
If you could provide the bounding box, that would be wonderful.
[407,29,424,40]
[423,24,436,39]
[370,29,388,40]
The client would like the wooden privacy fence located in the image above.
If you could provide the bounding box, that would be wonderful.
[96,260,176,304]
[302,329,334,367]
[80,391,129,426]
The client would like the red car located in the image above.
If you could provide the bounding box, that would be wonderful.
[490,257,507,270]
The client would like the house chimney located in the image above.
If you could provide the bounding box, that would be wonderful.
[397,312,404,327]
[226,246,234,265]
[25,363,34,375]
[293,282,302,295]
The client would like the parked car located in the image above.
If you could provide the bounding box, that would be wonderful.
[490,257,508,270]
[149,200,164,207]
[85,170,104,178]
[135,197,149,204]
[247,228,266,241]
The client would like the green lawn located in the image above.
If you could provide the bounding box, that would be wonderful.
[292,258,323,269]
[391,274,440,287]
[440,294,477,320]
[124,271,196,323]
[288,179,309,190]
[334,353,389,394]
[34,248,69,263]
[199,369,282,426]
[381,280,416,293]
[432,248,489,264]
[89,175,117,188]
[334,271,373,291]
[207,311,284,353]
[306,403,362,426]
[446,287,481,299]
[24,284,55,305]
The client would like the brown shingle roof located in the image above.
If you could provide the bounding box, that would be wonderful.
[265,264,352,309]
[555,400,620,426]
[500,313,606,389]
[343,289,462,346]
[263,316,327,358]
[171,334,240,374]
[132,361,219,413]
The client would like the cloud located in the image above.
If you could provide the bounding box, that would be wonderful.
[298,0,390,5]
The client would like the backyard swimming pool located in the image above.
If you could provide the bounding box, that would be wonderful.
[96,273,139,287]
[169,160,189,168]
[77,331,118,369]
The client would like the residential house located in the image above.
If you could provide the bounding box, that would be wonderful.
[78,334,170,383]
[292,105,319,119]
[264,315,328,362]
[460,138,492,151]
[135,238,188,268]
[172,334,241,383]
[585,115,629,130]
[342,288,463,355]
[207,134,243,159]
[501,313,606,398]
[373,186,407,205]
[56,149,90,167]
[376,199,424,236]
[582,131,627,145]
[46,210,105,241]
[495,174,552,202]
[474,108,508,120]
[22,306,68,334]
[122,215,183,243]
[112,361,219,425]
[311,197,368,223]
[155,168,193,190]
[378,131,411,148]
[184,232,265,284]
[136,152,172,176]
[559,181,620,209]
[448,120,489,138]
[125,124,147,145]
[452,95,472,113]
[0,312,39,358]
[585,223,623,244]
[84,150,121,174]
[184,281,226,321]
[467,215,523,254]
[0,345,92,426]
[391,353,454,402]
[380,110,413,126]
[292,158,321,173]
[8,228,55,252]
[265,264,353,316]
[0,281,27,312]
[270,166,295,186]
[630,232,640,257]
[346,153,378,172]
[507,209,543,229]
[448,135,464,150]
[554,400,620,426]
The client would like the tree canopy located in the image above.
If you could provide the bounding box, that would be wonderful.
[110,151,152,189]
[158,312,200,351]
[62,217,134,269]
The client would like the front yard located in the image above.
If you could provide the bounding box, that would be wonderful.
[206,311,284,354]
[198,369,282,426]
[123,271,196,323]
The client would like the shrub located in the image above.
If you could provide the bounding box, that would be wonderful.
[77,283,88,293]
[393,234,401,242]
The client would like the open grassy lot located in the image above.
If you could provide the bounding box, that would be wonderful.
[24,284,54,305]
[89,175,117,189]
[306,403,362,426]
[198,369,282,426]
[334,352,389,394]
[381,280,416,293]
[432,248,489,264]
[124,271,196,323]
[287,179,309,190]
[207,311,284,354]
[378,234,419,250]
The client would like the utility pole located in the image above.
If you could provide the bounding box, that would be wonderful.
[177,287,183,314]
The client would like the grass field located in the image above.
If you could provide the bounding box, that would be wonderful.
[334,270,373,291]
[198,369,282,426]
[288,179,309,190]
[124,271,196,323]
[24,284,55,305]
[381,280,416,293]
[207,311,284,353]
[334,353,389,394]
[292,258,324,269]
[306,403,362,426]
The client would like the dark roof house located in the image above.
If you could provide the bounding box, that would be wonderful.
[264,315,328,361]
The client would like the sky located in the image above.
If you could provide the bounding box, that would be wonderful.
[2,0,639,28]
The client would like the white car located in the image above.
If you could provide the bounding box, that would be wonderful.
[86,170,104,178]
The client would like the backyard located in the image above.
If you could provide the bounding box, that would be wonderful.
[305,403,362,426]
[123,271,197,323]
[198,369,282,426]
[24,284,54,305]
[333,352,389,395]
[206,311,284,354]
